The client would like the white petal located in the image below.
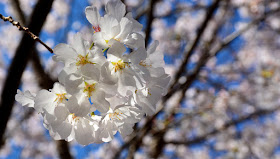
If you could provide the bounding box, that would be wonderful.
[149,67,165,77]
[74,119,94,145]
[99,15,120,39]
[89,46,107,66]
[65,74,83,95]
[100,62,117,84]
[128,47,147,64]
[93,32,107,48]
[106,95,127,110]
[51,121,72,140]
[107,41,126,59]
[53,43,77,66]
[15,89,35,107]
[34,90,56,113]
[72,33,86,55]
[105,0,126,22]
[91,90,110,113]
[100,118,117,142]
[54,106,70,121]
[125,12,143,32]
[115,17,133,41]
[124,33,145,49]
[85,6,100,26]
[118,123,134,138]
[147,40,159,54]
[58,66,77,85]
[149,51,165,68]
[66,96,92,117]
[51,82,66,94]
[80,64,100,81]
[117,70,136,96]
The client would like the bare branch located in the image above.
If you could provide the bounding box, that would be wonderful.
[165,107,280,145]
[9,1,71,158]
[167,0,221,93]
[113,4,280,159]
[167,6,280,100]
[145,0,159,46]
[0,14,53,53]
[0,0,54,148]
[56,140,73,159]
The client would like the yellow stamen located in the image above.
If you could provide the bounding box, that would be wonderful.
[145,88,152,97]
[76,53,94,66]
[54,93,67,104]
[83,81,96,97]
[139,60,152,67]
[114,38,120,42]
[70,113,79,122]
[111,60,129,72]
[109,111,123,120]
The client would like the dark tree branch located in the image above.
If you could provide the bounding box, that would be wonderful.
[30,49,56,89]
[10,0,56,105]
[165,6,280,101]
[11,0,26,24]
[0,0,54,148]
[56,140,73,159]
[9,1,72,159]
[154,6,280,158]
[148,4,230,157]
[165,107,280,145]
[144,0,159,46]
[167,0,221,93]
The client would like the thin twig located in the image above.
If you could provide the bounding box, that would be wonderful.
[0,14,53,53]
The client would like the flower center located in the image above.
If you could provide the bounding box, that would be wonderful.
[55,93,67,104]
[76,53,94,66]
[145,88,152,96]
[139,60,152,67]
[93,26,101,33]
[83,82,96,97]
[109,111,123,120]
[111,60,129,72]
[69,113,79,125]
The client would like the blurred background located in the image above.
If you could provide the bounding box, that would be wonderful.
[0,0,280,158]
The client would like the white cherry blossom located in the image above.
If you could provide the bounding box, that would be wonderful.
[15,0,170,146]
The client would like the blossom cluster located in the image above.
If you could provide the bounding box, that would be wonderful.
[15,0,170,145]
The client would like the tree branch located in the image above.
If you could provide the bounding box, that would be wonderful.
[144,0,159,46]
[0,14,53,53]
[167,0,221,93]
[8,1,72,159]
[166,6,280,100]
[56,140,73,159]
[165,107,280,145]
[0,0,54,148]
[113,4,280,159]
